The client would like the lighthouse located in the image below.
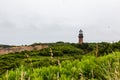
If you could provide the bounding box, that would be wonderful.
[78,29,83,44]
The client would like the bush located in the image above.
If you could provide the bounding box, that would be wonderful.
[1,52,120,80]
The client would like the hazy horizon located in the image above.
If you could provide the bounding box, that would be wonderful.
[0,0,120,45]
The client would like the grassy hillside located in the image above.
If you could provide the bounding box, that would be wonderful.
[0,43,84,76]
[0,41,120,79]
[0,52,120,80]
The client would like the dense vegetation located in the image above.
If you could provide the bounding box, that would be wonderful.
[0,44,11,48]
[1,52,120,80]
[0,41,120,79]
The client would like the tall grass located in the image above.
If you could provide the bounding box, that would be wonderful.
[1,52,120,80]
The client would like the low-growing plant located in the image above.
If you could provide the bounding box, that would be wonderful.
[0,52,120,80]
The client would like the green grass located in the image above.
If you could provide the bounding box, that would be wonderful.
[1,52,120,80]
[0,42,120,79]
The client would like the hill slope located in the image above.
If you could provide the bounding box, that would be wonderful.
[1,52,120,80]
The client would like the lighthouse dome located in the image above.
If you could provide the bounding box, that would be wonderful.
[79,29,83,34]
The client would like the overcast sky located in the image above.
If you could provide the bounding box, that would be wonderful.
[0,0,120,45]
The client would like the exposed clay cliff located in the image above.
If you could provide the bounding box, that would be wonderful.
[0,44,48,55]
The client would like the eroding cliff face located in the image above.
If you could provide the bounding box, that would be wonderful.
[0,45,48,55]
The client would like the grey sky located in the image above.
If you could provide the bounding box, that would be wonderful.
[0,0,120,45]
